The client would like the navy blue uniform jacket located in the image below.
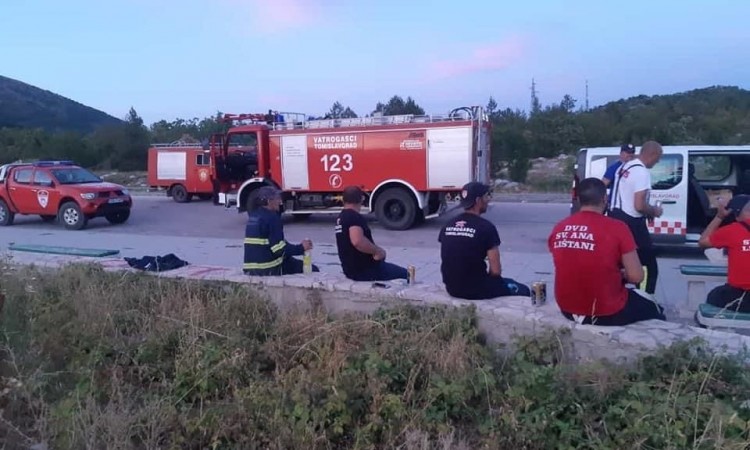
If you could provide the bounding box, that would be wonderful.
[243,207,304,275]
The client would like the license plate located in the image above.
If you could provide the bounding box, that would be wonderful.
[108,198,125,204]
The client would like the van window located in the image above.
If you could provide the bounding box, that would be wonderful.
[651,154,683,190]
[689,155,732,181]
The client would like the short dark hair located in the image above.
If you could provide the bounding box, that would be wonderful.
[342,186,364,204]
[577,177,607,207]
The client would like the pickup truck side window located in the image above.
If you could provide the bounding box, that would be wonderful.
[33,170,54,186]
[13,168,33,184]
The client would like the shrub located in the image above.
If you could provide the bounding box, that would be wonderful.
[1,263,749,449]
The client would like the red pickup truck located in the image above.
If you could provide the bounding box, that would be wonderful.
[0,160,133,230]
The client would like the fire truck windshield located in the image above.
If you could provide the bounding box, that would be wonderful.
[50,168,102,184]
[227,132,257,149]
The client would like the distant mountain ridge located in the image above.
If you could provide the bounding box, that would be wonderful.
[0,75,122,134]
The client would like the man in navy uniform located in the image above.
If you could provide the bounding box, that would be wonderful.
[243,186,319,275]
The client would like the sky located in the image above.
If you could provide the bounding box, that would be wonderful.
[1,0,749,125]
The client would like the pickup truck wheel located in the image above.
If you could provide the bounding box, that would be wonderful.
[40,215,56,222]
[0,199,14,226]
[58,201,88,230]
[171,184,191,203]
[374,188,418,230]
[105,210,130,224]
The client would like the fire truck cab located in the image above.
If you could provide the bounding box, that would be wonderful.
[209,106,492,230]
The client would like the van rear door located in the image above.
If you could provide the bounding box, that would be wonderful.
[647,147,689,245]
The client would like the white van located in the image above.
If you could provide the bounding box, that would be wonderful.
[571,145,750,246]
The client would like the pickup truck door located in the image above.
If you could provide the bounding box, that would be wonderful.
[30,169,60,216]
[6,167,38,213]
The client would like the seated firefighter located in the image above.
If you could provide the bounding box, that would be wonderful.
[243,186,319,275]
[698,194,750,313]
[548,177,666,326]
[438,181,530,300]
[334,186,409,281]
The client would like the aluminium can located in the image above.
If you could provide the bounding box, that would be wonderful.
[531,281,547,305]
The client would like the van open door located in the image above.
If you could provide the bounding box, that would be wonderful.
[647,147,689,245]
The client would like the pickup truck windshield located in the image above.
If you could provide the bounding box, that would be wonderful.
[50,168,102,185]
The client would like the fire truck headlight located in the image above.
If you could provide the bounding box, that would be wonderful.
[80,193,96,200]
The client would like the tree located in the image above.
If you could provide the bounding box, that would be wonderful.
[486,96,498,118]
[372,95,425,116]
[324,102,358,119]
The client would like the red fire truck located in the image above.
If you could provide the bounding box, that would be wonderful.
[208,106,491,230]
[147,143,214,202]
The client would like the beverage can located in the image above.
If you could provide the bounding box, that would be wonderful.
[407,265,416,284]
[302,238,312,274]
[531,281,546,306]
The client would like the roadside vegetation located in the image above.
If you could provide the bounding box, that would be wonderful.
[3,84,750,184]
[1,262,750,449]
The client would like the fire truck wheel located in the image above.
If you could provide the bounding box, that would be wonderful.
[375,188,418,231]
[0,199,14,226]
[58,201,88,230]
[171,184,191,203]
[105,210,130,224]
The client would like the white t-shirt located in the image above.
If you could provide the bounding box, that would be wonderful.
[612,159,651,218]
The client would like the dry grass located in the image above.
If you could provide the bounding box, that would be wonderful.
[0,262,749,449]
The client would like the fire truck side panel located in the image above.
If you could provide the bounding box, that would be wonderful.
[268,136,283,189]
[426,127,473,190]
[361,129,428,190]
[280,134,312,190]
[147,147,213,194]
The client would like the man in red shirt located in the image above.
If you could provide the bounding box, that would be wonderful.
[698,194,750,312]
[548,177,667,325]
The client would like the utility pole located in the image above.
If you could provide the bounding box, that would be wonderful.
[585,79,590,111]
[530,78,540,115]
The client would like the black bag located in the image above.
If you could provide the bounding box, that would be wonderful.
[124,253,189,272]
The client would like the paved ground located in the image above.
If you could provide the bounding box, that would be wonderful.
[4,195,572,254]
[0,194,714,324]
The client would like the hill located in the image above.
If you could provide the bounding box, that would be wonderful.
[578,85,750,146]
[0,75,122,134]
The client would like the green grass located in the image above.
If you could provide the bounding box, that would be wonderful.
[1,262,749,449]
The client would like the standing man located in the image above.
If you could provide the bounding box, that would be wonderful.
[602,143,636,210]
[608,141,663,294]
[334,186,409,281]
[698,195,750,312]
[243,186,319,275]
[549,177,666,325]
[438,181,530,300]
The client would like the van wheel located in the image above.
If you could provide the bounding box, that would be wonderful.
[375,188,418,230]
[0,199,14,226]
[171,184,191,203]
[58,201,87,230]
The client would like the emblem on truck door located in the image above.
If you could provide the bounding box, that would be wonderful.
[199,169,209,182]
[37,190,49,208]
[329,174,343,189]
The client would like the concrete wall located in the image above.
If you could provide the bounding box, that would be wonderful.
[5,251,750,366]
